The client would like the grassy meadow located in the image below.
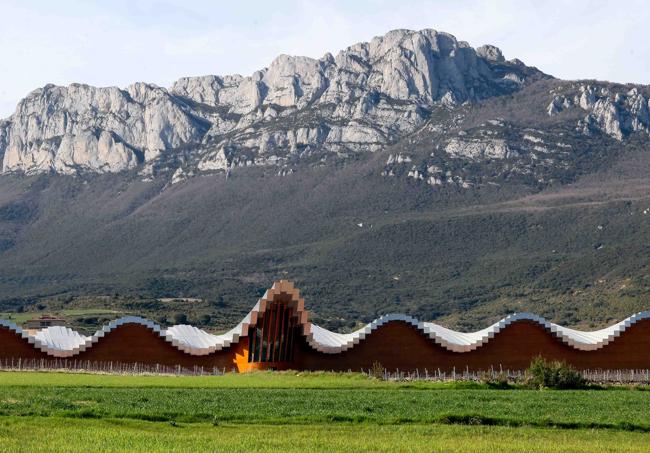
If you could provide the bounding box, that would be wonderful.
[0,371,649,452]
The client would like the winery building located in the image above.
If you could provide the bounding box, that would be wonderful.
[0,280,649,372]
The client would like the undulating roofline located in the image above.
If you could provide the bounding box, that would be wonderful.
[1,280,648,358]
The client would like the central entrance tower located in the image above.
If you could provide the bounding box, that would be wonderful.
[239,280,309,370]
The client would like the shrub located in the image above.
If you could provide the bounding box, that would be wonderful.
[479,370,510,389]
[369,361,385,379]
[525,356,586,389]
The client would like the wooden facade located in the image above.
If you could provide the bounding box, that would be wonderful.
[1,281,649,372]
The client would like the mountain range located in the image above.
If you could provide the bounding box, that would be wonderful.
[0,28,649,332]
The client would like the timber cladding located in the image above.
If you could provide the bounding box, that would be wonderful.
[0,280,649,372]
[294,319,650,372]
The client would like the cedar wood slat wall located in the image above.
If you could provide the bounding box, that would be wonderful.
[2,320,650,372]
[0,324,243,369]
[1,282,649,372]
[294,320,650,372]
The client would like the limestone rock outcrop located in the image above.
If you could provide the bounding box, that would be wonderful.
[445,138,511,160]
[549,84,650,140]
[1,83,207,174]
[0,120,9,161]
[0,28,545,177]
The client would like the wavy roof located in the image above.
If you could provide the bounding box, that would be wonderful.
[1,280,648,357]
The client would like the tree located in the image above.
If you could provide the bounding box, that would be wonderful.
[173,313,188,325]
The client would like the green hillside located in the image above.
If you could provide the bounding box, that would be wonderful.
[0,79,649,332]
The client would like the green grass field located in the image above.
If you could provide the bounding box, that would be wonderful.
[2,418,650,453]
[0,371,649,452]
[0,309,126,326]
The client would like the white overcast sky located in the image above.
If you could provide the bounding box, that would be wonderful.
[1,0,649,118]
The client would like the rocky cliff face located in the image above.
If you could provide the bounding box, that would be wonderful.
[1,83,209,175]
[0,120,8,162]
[3,28,649,186]
[0,29,546,177]
[548,84,650,140]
